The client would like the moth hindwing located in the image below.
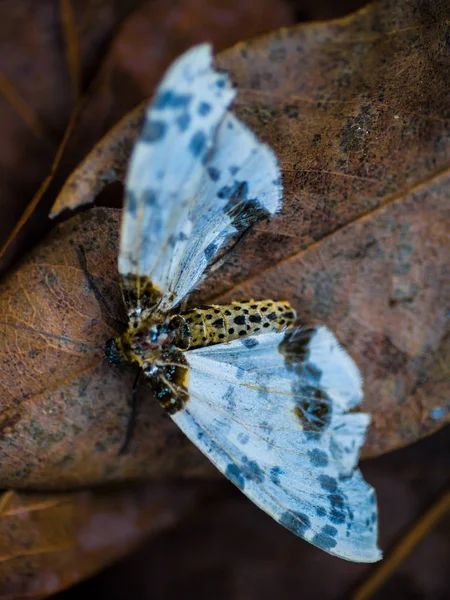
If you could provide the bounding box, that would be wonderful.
[104,44,381,563]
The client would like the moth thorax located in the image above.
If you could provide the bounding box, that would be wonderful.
[132,323,171,352]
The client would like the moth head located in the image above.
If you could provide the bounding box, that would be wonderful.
[127,322,172,356]
[104,337,124,365]
[147,323,170,347]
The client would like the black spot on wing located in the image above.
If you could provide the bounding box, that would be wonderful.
[142,120,167,143]
[292,384,332,436]
[226,464,245,490]
[308,449,329,468]
[189,130,207,157]
[241,457,264,483]
[238,432,249,445]
[280,512,311,536]
[212,317,225,328]
[329,494,347,525]
[204,242,218,263]
[242,337,259,349]
[317,479,354,535]
[270,466,283,485]
[330,438,345,463]
[153,90,192,109]
[313,525,338,550]
[217,183,237,199]
[125,190,137,217]
[223,385,236,410]
[168,230,188,247]
[319,475,339,493]
[216,180,272,228]
[226,457,264,491]
[316,483,354,534]
[304,363,322,382]
[146,188,159,205]
[279,327,315,374]
[207,167,220,181]
[176,113,191,132]
[234,315,246,325]
[198,101,212,116]
[338,470,353,482]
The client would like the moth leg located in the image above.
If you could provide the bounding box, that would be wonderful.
[76,245,125,325]
[207,226,252,275]
[119,368,142,455]
[179,299,189,313]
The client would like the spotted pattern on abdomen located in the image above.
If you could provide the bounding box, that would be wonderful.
[171,300,297,350]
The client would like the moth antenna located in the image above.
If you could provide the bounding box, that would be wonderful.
[119,368,142,455]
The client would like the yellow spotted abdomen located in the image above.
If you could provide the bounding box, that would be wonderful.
[170,300,296,350]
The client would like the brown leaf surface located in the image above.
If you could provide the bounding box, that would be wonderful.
[0,0,295,273]
[0,209,216,489]
[47,0,450,460]
[0,482,213,599]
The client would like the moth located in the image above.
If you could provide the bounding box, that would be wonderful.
[105,44,381,562]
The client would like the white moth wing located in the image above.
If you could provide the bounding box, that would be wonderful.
[119,44,234,310]
[119,43,282,317]
[171,326,381,562]
[158,111,282,311]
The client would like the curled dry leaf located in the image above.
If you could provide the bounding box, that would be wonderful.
[0,482,212,599]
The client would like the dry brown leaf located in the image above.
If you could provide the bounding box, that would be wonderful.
[46,0,450,460]
[0,482,213,599]
[0,209,216,489]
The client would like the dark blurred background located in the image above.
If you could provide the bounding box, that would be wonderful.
[56,425,450,599]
